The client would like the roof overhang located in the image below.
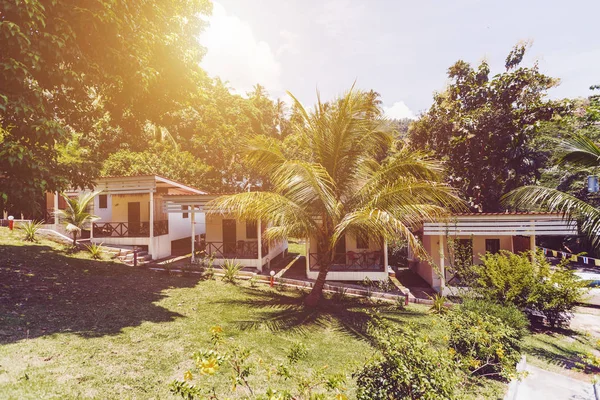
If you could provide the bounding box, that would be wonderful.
[423,213,577,236]
[94,175,205,195]
[162,194,220,214]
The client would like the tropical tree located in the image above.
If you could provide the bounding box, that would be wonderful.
[55,192,100,246]
[504,134,600,245]
[409,44,566,212]
[208,87,464,307]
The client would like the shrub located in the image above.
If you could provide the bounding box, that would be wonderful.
[471,250,589,328]
[248,274,259,288]
[461,298,529,339]
[85,242,104,260]
[354,321,459,400]
[527,263,589,327]
[471,250,537,307]
[221,260,242,283]
[445,305,521,379]
[20,220,43,242]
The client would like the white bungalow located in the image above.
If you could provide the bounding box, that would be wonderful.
[305,232,390,281]
[411,212,578,293]
[46,175,206,260]
[163,194,288,271]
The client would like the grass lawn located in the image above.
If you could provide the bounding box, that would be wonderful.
[0,228,506,399]
[286,239,306,256]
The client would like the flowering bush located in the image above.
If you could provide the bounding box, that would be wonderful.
[445,306,521,379]
[354,320,459,400]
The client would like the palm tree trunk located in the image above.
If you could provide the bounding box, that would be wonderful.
[304,263,330,307]
[72,231,78,247]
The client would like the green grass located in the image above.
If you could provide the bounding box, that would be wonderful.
[0,228,504,398]
[286,239,306,256]
[524,329,600,380]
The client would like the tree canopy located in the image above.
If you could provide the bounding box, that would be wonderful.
[0,0,211,212]
[409,45,567,212]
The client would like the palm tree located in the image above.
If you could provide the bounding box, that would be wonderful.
[208,87,464,307]
[504,134,600,244]
[55,191,100,246]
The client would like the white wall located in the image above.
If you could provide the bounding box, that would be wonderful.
[169,210,205,241]
[94,194,113,222]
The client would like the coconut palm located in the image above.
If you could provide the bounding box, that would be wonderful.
[208,87,464,307]
[55,191,100,246]
[504,134,600,244]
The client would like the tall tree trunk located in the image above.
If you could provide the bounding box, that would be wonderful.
[304,263,330,307]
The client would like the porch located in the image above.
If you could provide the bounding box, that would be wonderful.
[93,220,169,238]
[308,251,384,271]
[200,240,268,259]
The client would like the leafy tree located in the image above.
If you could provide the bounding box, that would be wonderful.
[55,191,99,246]
[1,0,211,211]
[409,45,566,211]
[101,143,212,190]
[208,87,463,306]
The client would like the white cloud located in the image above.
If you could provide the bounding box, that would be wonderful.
[384,101,416,120]
[200,2,282,95]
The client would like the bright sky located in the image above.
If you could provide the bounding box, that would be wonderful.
[200,0,600,119]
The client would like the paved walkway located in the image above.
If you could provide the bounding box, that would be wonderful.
[514,364,595,400]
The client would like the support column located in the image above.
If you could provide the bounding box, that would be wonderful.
[53,192,59,229]
[383,239,389,273]
[149,191,155,259]
[191,206,196,263]
[438,234,445,292]
[305,238,310,276]
[257,220,263,271]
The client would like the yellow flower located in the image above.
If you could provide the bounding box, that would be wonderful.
[496,347,505,359]
[210,325,223,334]
[200,357,219,375]
[335,394,348,400]
[183,370,193,381]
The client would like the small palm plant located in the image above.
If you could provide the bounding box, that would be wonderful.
[21,220,43,242]
[222,260,242,283]
[427,293,448,315]
[54,191,100,247]
[85,242,104,259]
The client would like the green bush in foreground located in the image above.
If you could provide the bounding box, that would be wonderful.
[354,320,459,400]
[446,304,522,379]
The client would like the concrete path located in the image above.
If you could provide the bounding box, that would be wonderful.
[514,364,595,400]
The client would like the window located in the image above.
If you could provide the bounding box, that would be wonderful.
[356,233,369,249]
[98,194,107,209]
[485,239,500,254]
[246,221,258,239]
[182,205,189,219]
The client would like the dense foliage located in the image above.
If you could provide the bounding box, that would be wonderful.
[409,45,567,212]
[469,251,588,327]
[446,305,522,378]
[355,321,459,400]
[0,0,212,212]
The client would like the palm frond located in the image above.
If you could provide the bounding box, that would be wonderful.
[271,161,339,218]
[332,208,426,258]
[503,185,600,245]
[243,135,288,176]
[206,192,318,238]
[556,135,600,168]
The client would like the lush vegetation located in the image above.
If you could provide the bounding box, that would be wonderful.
[0,229,512,399]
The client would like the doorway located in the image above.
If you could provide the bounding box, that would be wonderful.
[128,202,141,236]
[222,219,237,256]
